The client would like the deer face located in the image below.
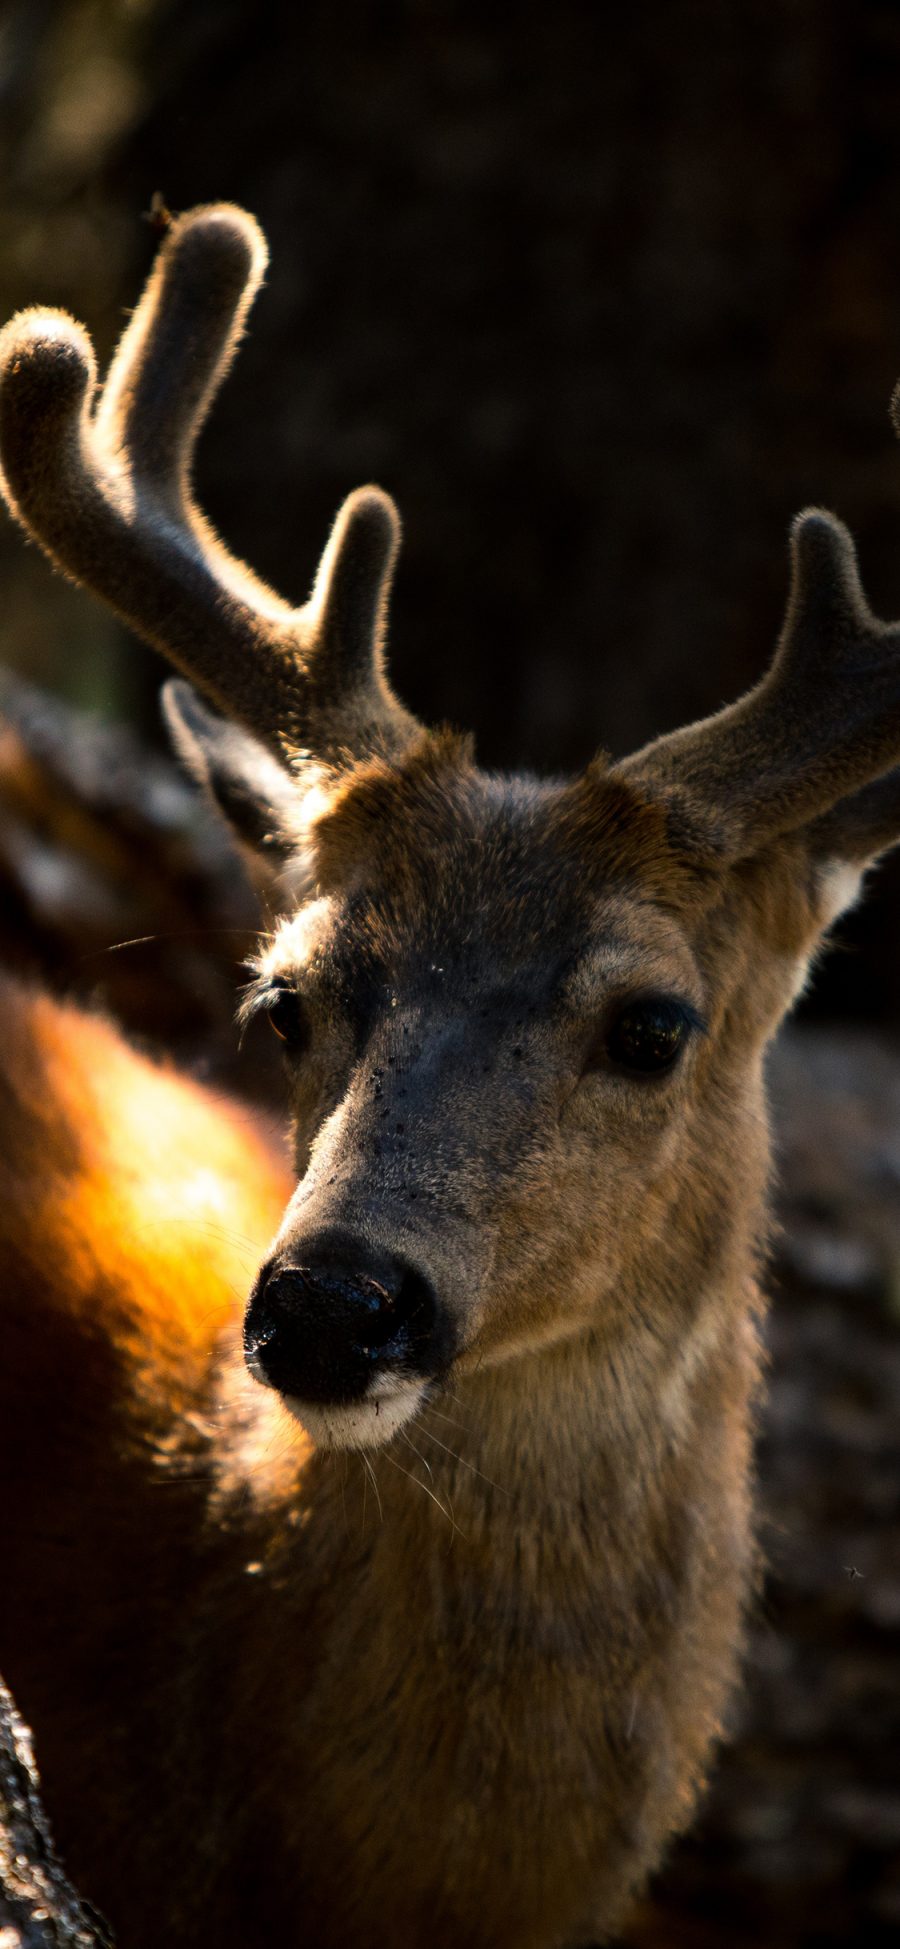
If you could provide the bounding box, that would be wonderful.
[2,203,900,1449]
[239,756,714,1447]
[236,745,841,1451]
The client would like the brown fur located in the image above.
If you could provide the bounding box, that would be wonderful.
[0,783,865,1949]
[2,203,900,1948]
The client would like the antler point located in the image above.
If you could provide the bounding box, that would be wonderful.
[343,483,401,543]
[161,202,269,287]
[0,308,94,382]
[790,504,848,544]
[788,506,858,587]
[0,314,96,494]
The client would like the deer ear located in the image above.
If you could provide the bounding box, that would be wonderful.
[162,679,304,877]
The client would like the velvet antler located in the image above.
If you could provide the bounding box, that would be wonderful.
[4,203,900,861]
[0,204,417,766]
[620,507,900,856]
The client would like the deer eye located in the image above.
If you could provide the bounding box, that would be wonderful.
[264,981,310,1052]
[590,996,697,1078]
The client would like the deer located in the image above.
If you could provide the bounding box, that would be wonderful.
[0,202,898,1949]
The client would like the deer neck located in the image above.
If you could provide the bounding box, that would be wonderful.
[424,1289,757,1545]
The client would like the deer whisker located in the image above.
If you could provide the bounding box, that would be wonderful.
[416,1417,511,1499]
[382,1450,463,1542]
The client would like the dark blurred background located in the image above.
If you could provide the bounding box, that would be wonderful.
[0,4,899,1945]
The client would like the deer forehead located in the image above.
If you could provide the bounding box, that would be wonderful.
[262,772,703,1015]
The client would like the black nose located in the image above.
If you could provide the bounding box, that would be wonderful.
[243,1239,451,1406]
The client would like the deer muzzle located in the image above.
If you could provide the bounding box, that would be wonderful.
[243,1232,456,1441]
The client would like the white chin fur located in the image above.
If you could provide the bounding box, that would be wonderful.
[281,1377,427,1451]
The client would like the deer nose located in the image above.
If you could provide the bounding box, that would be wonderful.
[243,1242,445,1406]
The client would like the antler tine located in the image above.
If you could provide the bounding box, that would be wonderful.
[620,504,900,854]
[95,203,270,507]
[0,204,413,765]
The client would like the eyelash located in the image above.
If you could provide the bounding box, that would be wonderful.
[240,978,310,1054]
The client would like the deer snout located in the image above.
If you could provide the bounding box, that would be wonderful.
[244,1236,454,1436]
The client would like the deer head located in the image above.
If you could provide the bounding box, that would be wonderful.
[2,203,899,1454]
